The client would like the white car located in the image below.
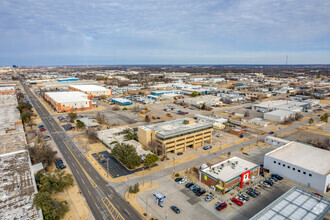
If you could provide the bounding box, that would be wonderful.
[179,178,187,184]
[260,181,270,188]
[216,134,222,137]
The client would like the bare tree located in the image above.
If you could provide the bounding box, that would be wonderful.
[87,128,98,143]
[96,112,106,124]
[112,105,120,111]
[148,140,159,155]
[145,115,151,124]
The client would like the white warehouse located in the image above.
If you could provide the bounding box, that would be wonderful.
[264,141,330,193]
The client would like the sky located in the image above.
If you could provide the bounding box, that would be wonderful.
[1,0,330,65]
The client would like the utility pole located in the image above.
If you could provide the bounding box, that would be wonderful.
[173,157,176,175]
[106,158,110,178]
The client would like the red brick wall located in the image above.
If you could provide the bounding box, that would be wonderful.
[200,173,218,187]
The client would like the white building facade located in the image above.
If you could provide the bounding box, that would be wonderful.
[264,142,330,193]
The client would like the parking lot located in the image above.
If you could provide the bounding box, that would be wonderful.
[136,172,293,220]
[92,151,158,178]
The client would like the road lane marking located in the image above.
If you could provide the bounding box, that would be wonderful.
[101,197,125,220]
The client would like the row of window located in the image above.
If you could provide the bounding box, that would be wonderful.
[273,161,312,177]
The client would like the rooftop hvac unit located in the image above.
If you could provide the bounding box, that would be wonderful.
[221,164,224,167]
[235,161,238,165]
[245,167,248,170]
[227,160,231,165]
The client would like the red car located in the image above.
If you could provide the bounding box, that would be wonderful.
[40,128,46,132]
[232,198,243,206]
[216,203,227,211]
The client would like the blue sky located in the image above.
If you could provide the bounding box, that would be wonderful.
[1,0,330,65]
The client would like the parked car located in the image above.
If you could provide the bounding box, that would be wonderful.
[190,185,198,191]
[216,134,222,137]
[174,177,183,182]
[264,179,274,186]
[231,198,243,206]
[205,195,214,202]
[216,203,227,211]
[203,145,212,150]
[185,183,194,188]
[246,191,257,198]
[40,128,46,132]
[43,136,52,141]
[177,152,183,156]
[260,181,270,188]
[271,174,283,180]
[269,131,274,134]
[38,124,44,128]
[239,193,250,201]
[171,206,180,214]
[268,178,276,184]
[196,189,206,196]
[179,178,187,184]
[236,196,246,203]
[192,187,200,193]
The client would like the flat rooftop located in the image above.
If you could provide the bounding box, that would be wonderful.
[0,86,15,91]
[45,91,89,103]
[111,97,132,102]
[202,156,259,183]
[69,84,110,92]
[0,95,23,134]
[266,142,330,175]
[0,132,26,154]
[140,117,213,140]
[264,109,294,117]
[0,150,42,220]
[251,186,330,220]
[254,100,289,109]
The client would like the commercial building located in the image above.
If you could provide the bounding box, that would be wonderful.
[150,90,181,96]
[264,141,330,193]
[111,98,133,106]
[68,85,112,98]
[44,92,91,112]
[252,100,289,112]
[264,136,290,147]
[251,186,330,220]
[0,86,15,95]
[0,95,24,135]
[199,156,260,195]
[97,126,151,159]
[138,118,213,155]
[263,110,295,122]
[0,150,43,220]
[185,95,222,107]
[57,77,78,82]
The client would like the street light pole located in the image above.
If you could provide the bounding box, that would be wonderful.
[106,158,110,178]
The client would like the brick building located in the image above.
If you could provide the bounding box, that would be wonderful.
[199,157,260,195]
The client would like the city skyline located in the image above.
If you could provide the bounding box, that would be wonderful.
[1,0,330,65]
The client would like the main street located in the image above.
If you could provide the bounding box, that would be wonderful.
[18,77,141,220]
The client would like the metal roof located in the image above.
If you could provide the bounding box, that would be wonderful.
[250,186,330,220]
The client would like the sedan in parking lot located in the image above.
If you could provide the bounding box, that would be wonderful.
[171,206,180,214]
[231,198,243,206]
[216,203,227,211]
[271,174,283,180]
[246,190,257,198]
[185,183,194,188]
[195,189,206,196]
[179,178,187,184]
[40,128,46,132]
[174,177,183,182]
[205,195,214,202]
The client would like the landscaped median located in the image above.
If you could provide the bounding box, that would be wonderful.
[125,182,159,219]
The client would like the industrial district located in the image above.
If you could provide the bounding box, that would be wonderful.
[0,65,329,220]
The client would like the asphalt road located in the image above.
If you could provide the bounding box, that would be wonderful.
[19,77,141,220]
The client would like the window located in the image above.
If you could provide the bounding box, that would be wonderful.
[309,174,312,177]
[278,162,281,165]
[288,166,290,168]
[303,172,306,175]
[298,170,301,172]
[283,164,285,167]
[274,161,276,163]
[293,168,295,170]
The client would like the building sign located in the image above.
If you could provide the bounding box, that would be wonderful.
[240,170,250,188]
[204,175,207,181]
